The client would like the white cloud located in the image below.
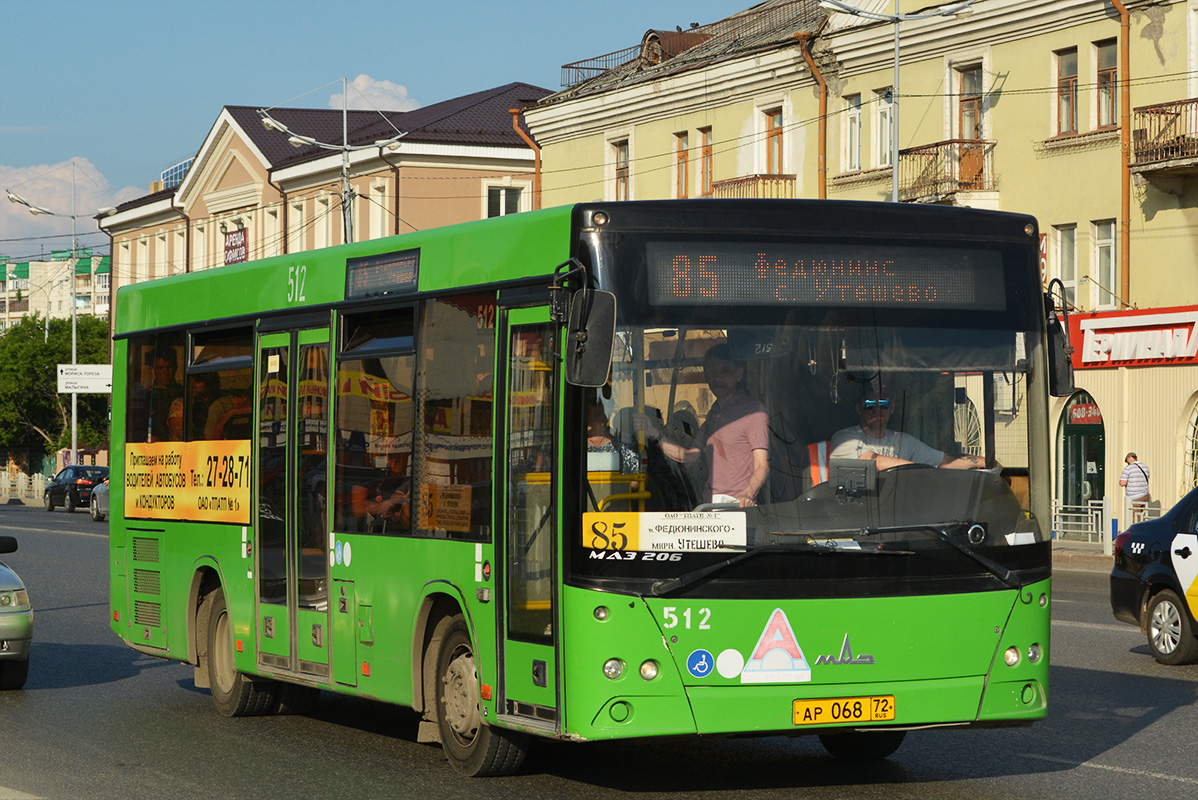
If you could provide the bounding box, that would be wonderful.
[330,74,421,113]
[0,160,140,261]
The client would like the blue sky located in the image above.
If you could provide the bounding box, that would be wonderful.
[0,0,743,260]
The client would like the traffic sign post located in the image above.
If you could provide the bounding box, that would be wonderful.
[57,364,112,394]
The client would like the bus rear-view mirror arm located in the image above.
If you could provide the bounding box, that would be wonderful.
[1045,280,1075,397]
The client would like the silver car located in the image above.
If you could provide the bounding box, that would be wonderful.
[91,477,109,522]
[0,536,32,689]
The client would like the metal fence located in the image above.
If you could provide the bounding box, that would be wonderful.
[1132,97,1198,166]
[0,473,46,504]
[898,139,996,201]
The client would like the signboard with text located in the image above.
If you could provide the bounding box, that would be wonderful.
[124,440,251,524]
[1069,306,1198,369]
[224,228,249,265]
[58,364,112,394]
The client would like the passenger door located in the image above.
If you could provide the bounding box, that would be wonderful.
[256,326,331,680]
[498,306,560,727]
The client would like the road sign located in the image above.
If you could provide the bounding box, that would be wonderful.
[58,364,113,394]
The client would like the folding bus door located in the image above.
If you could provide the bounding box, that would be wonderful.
[498,305,561,729]
[256,327,331,681]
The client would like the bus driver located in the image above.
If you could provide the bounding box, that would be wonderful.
[829,384,992,471]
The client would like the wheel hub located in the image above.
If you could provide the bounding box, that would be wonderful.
[442,649,480,741]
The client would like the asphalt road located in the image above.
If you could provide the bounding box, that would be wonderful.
[1,505,1196,799]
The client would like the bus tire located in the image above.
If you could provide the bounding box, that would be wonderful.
[433,614,529,777]
[1147,590,1198,665]
[818,730,906,760]
[206,591,277,716]
[0,656,29,690]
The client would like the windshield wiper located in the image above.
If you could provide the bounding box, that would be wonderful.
[649,539,911,597]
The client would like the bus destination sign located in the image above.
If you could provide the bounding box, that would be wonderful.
[346,248,420,300]
[647,242,1006,310]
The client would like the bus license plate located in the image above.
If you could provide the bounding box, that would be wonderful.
[793,695,895,726]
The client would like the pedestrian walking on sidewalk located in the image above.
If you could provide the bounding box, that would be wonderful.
[1120,452,1150,523]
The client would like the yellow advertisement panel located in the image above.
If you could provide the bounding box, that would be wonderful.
[125,440,252,524]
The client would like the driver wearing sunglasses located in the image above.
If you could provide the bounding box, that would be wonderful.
[829,386,991,471]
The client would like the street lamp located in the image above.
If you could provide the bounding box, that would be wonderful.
[6,160,89,465]
[257,77,406,244]
[819,0,977,202]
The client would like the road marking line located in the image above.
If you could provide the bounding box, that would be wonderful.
[0,786,44,799]
[1021,754,1198,785]
[1051,620,1133,633]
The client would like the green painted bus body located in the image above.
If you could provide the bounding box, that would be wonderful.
[109,200,1050,757]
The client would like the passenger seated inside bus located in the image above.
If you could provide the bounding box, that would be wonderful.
[640,342,769,508]
[585,392,643,512]
[150,348,184,442]
[351,450,411,533]
[210,391,253,439]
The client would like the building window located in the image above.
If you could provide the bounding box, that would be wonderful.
[1057,48,1078,135]
[959,66,983,139]
[875,89,893,167]
[315,196,332,250]
[1096,40,1117,129]
[700,127,713,195]
[845,95,862,172]
[614,140,630,201]
[1054,224,1077,308]
[487,186,522,217]
[766,109,784,175]
[289,201,305,253]
[675,132,689,199]
[370,183,389,239]
[1093,219,1117,309]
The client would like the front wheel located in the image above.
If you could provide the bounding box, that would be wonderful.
[206,591,277,716]
[43,492,54,512]
[433,614,529,776]
[90,494,105,522]
[1147,590,1198,665]
[819,730,906,760]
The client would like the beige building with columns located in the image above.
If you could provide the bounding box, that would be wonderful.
[98,81,549,312]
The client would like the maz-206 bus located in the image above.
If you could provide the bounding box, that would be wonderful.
[109,200,1073,776]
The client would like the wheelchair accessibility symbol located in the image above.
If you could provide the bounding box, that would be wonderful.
[687,649,714,678]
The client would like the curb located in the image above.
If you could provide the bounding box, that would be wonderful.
[1052,552,1111,573]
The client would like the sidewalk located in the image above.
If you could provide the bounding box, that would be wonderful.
[1052,538,1112,573]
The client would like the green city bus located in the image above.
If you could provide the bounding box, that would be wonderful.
[109,200,1070,776]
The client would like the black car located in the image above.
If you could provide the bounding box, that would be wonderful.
[1111,486,1198,665]
[44,465,109,513]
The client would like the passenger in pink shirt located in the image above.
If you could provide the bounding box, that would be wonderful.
[645,344,769,507]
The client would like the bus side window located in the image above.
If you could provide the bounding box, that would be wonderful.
[414,294,495,541]
[187,329,254,442]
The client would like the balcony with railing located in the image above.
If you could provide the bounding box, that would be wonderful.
[898,139,996,202]
[709,174,796,199]
[1131,97,1198,175]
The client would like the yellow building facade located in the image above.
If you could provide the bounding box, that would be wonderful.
[526,0,1198,531]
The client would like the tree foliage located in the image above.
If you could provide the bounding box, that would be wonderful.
[0,315,111,450]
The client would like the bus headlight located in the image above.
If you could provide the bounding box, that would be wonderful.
[1027,643,1042,663]
[639,660,659,681]
[1004,646,1021,667]
[594,606,610,621]
[603,659,624,680]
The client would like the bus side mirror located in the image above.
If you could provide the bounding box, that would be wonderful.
[565,289,616,387]
[1046,297,1074,397]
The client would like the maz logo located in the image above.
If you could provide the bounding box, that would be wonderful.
[814,634,875,666]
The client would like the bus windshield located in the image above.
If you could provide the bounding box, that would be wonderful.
[575,319,1043,596]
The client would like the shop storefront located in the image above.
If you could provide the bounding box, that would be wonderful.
[1054,305,1198,532]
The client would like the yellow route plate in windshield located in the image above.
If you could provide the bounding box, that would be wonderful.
[583,512,746,553]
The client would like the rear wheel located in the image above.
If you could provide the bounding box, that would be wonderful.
[64,492,76,513]
[0,657,29,690]
[206,591,277,715]
[1147,590,1198,665]
[818,730,906,760]
[433,614,529,776]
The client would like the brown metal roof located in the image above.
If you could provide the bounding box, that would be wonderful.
[550,0,826,104]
